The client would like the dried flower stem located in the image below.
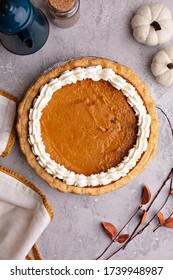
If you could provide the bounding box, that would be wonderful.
[122,169,173,251]
[153,178,173,232]
[106,169,173,260]
[147,169,173,211]
[156,106,173,138]
[154,211,173,232]
[130,175,173,239]
[96,204,142,260]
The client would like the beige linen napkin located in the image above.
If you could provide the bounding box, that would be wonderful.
[26,244,42,260]
[0,90,17,157]
[0,166,54,260]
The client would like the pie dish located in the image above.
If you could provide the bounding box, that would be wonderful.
[17,57,159,195]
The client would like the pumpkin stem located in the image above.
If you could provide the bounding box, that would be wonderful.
[150,21,161,31]
[167,63,173,69]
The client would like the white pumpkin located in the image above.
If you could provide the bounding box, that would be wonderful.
[131,3,173,46]
[151,46,173,87]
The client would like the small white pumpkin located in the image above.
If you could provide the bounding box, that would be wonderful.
[151,46,173,87]
[131,3,173,46]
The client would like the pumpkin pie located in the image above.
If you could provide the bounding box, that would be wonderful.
[17,57,159,195]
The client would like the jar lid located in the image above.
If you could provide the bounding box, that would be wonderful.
[48,0,76,12]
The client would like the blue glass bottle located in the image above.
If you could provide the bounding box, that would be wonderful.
[0,0,49,55]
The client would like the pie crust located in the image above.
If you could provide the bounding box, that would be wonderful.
[17,57,159,195]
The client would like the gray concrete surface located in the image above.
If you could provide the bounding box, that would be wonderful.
[0,0,173,260]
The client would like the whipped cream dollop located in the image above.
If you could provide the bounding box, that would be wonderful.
[28,65,151,187]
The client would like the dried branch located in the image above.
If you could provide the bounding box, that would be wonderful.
[156,106,173,139]
[121,169,173,251]
[154,211,173,232]
[129,175,173,239]
[96,204,142,260]
[106,169,173,260]
[153,178,173,232]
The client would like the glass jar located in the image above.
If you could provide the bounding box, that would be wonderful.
[45,0,80,28]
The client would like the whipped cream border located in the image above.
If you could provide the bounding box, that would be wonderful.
[28,65,151,187]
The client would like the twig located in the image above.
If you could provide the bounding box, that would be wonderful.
[106,242,126,260]
[156,106,173,139]
[153,223,161,233]
[153,178,173,232]
[131,176,173,239]
[106,169,173,259]
[122,169,173,250]
[153,210,173,232]
[96,204,142,259]
[147,169,173,211]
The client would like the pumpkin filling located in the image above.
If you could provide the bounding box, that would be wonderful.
[40,79,138,176]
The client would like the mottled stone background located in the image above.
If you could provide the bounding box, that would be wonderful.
[0,0,172,259]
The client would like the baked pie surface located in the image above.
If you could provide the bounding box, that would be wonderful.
[17,57,159,195]
[41,79,138,175]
